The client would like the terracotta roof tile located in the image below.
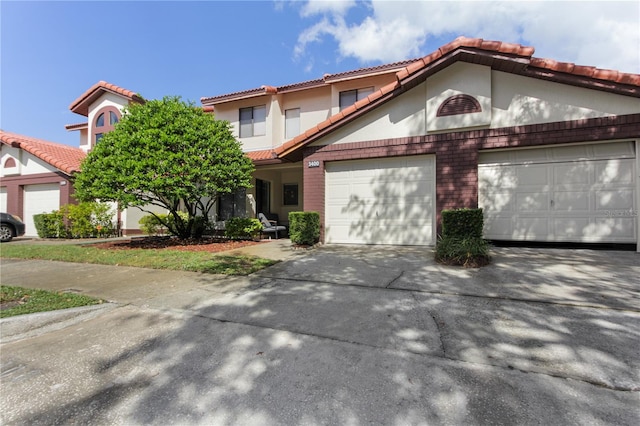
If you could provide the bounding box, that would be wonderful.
[572,65,597,78]
[201,60,417,105]
[201,86,272,104]
[322,58,419,82]
[275,36,639,159]
[245,149,277,161]
[70,81,144,116]
[0,130,86,175]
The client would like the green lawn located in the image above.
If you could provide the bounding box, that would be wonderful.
[0,285,104,318]
[0,244,277,275]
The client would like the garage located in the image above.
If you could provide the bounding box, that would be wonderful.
[0,187,6,212]
[479,141,637,243]
[23,183,60,236]
[325,155,436,245]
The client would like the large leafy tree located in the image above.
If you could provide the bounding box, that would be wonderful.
[74,96,254,238]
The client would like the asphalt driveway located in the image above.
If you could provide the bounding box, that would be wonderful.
[1,245,639,425]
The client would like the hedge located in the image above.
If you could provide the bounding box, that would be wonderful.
[288,211,320,245]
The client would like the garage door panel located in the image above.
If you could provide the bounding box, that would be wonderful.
[480,191,515,213]
[513,217,550,240]
[595,160,634,184]
[588,218,636,241]
[0,187,7,212]
[23,183,60,236]
[516,192,550,212]
[325,155,435,245]
[553,218,590,239]
[483,216,514,238]
[554,191,590,211]
[554,163,592,185]
[595,189,635,210]
[479,142,636,244]
[518,165,550,186]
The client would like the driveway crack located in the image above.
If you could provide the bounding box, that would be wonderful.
[386,270,404,288]
[410,291,447,358]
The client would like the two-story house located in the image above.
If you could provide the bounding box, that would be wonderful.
[3,37,639,248]
[202,37,640,250]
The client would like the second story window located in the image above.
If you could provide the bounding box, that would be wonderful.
[285,108,300,139]
[93,106,121,145]
[239,105,266,138]
[339,87,374,111]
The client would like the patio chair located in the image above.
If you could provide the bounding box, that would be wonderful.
[258,213,287,239]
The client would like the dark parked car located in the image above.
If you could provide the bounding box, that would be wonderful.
[0,213,26,242]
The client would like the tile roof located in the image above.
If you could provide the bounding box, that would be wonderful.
[0,130,86,175]
[275,36,640,160]
[201,60,416,105]
[244,149,283,165]
[69,81,144,117]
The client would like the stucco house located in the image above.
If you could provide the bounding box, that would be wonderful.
[202,36,640,250]
[1,81,155,236]
[2,37,639,249]
[0,131,85,236]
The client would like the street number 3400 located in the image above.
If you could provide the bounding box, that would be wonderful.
[308,160,320,168]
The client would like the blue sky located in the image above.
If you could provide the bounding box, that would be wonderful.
[1,0,638,147]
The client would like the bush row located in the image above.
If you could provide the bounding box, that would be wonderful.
[34,202,115,239]
[137,211,321,245]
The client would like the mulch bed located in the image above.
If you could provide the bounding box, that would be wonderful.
[89,236,263,253]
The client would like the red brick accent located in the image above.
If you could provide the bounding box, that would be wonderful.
[302,113,640,242]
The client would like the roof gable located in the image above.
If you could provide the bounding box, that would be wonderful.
[0,130,86,175]
[274,36,640,161]
[69,81,144,116]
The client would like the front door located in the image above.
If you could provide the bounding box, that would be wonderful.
[256,178,271,214]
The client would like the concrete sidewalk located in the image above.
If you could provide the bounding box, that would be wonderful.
[1,244,639,425]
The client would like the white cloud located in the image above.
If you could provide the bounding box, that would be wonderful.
[294,0,640,73]
[299,0,357,18]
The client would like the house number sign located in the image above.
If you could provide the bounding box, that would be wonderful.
[308,160,320,168]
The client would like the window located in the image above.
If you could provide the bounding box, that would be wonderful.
[239,105,266,138]
[285,108,300,139]
[339,87,374,111]
[283,183,298,206]
[93,106,121,146]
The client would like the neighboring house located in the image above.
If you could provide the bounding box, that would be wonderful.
[0,131,85,236]
[65,81,165,235]
[201,37,640,250]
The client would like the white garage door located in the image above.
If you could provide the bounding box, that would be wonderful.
[23,183,60,236]
[0,187,6,212]
[479,141,636,243]
[325,155,435,245]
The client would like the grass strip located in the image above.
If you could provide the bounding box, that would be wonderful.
[0,244,277,275]
[1,285,104,318]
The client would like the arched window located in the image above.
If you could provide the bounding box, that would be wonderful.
[93,106,121,145]
[437,94,482,117]
[3,157,16,168]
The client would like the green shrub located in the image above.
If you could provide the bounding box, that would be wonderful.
[441,208,484,238]
[34,202,115,239]
[225,217,262,240]
[33,211,66,238]
[62,202,115,238]
[435,235,491,267]
[288,211,320,245]
[91,202,116,237]
[139,214,168,235]
[436,208,490,267]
